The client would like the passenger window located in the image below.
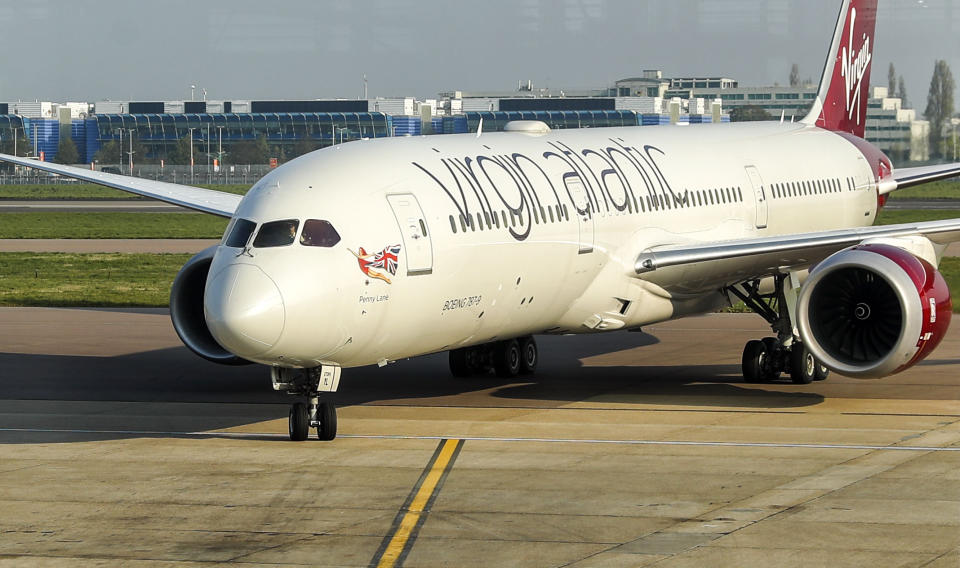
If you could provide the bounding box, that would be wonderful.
[300,219,341,247]
[253,219,299,248]
[224,218,256,248]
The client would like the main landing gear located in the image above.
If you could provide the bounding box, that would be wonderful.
[727,274,829,385]
[272,366,340,441]
[449,336,538,378]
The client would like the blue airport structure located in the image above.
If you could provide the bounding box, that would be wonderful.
[442,116,469,134]
[464,110,641,133]
[71,119,87,163]
[391,116,421,136]
[0,109,729,164]
[28,119,59,162]
[0,115,26,153]
[81,112,393,164]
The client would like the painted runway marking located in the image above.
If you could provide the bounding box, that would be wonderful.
[369,438,464,568]
[0,427,958,452]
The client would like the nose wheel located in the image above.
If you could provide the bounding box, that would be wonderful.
[273,365,342,442]
[288,398,338,441]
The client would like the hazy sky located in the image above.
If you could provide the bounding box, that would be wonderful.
[0,0,957,110]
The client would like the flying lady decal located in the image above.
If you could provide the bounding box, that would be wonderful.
[351,244,401,284]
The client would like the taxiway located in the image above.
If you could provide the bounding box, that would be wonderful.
[1,308,958,566]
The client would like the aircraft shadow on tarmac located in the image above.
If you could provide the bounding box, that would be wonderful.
[0,330,823,444]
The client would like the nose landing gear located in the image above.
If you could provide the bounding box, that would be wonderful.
[272,365,341,442]
[729,274,830,385]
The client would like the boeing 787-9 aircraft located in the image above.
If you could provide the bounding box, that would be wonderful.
[4,0,960,441]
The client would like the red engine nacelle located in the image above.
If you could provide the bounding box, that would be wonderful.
[797,244,951,378]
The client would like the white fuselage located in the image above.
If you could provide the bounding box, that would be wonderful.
[203,121,879,369]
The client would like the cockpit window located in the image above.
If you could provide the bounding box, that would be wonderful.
[300,219,341,247]
[224,218,257,248]
[253,219,300,248]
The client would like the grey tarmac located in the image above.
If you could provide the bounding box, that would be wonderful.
[1,308,959,567]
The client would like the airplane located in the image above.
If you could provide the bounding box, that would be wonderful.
[4,0,960,442]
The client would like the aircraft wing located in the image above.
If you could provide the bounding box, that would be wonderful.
[886,163,960,193]
[0,153,241,218]
[634,219,960,291]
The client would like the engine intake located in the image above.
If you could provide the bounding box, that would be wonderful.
[169,245,251,365]
[797,244,951,378]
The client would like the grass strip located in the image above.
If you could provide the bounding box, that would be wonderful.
[0,253,192,307]
[0,212,228,239]
[1,252,959,311]
[0,183,250,200]
[875,209,960,225]
[888,180,960,200]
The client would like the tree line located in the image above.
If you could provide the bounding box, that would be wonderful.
[731,61,957,161]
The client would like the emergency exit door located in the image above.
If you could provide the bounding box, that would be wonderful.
[745,166,768,229]
[386,193,433,275]
[563,176,594,253]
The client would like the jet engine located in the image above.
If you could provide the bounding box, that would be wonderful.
[797,243,951,378]
[169,245,251,365]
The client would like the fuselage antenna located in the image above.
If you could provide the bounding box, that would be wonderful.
[476,117,484,138]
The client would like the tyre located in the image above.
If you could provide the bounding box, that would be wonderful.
[494,339,521,378]
[289,402,309,441]
[316,401,337,441]
[742,340,766,383]
[790,343,816,384]
[519,336,538,375]
[761,337,782,380]
[814,361,830,381]
[449,348,472,378]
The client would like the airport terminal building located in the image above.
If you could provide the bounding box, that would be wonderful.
[0,70,929,168]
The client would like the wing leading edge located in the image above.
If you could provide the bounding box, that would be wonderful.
[634,219,960,291]
[0,153,241,218]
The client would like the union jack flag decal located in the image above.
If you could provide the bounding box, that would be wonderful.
[350,244,402,284]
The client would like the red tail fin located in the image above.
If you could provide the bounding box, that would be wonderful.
[802,0,878,138]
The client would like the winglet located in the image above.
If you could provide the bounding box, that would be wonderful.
[802,0,878,139]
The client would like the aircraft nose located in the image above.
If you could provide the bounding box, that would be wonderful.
[205,264,285,358]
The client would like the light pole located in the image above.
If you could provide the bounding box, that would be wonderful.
[11,126,21,157]
[127,129,135,175]
[188,128,195,184]
[190,85,196,102]
[118,129,123,170]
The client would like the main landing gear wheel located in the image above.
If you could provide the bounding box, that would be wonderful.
[742,340,767,383]
[449,348,472,378]
[814,362,830,381]
[289,402,309,441]
[790,344,817,385]
[728,275,833,385]
[315,401,337,441]
[494,339,522,378]
[519,336,538,375]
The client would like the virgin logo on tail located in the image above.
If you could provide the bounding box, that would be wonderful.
[841,7,872,125]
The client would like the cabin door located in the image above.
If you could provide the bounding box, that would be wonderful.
[386,193,433,275]
[745,165,768,229]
